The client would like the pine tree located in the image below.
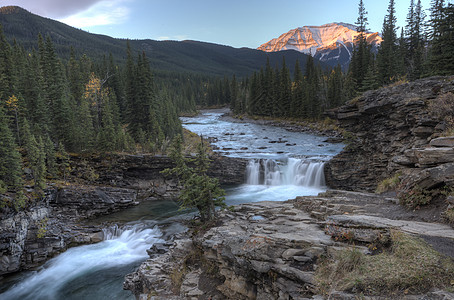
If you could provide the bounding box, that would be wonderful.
[428,1,454,75]
[0,106,22,190]
[163,135,225,222]
[405,0,427,80]
[44,135,57,178]
[349,0,372,91]
[377,0,399,84]
[57,142,70,182]
[305,56,320,119]
[327,65,344,108]
[23,119,46,190]
[362,62,380,91]
[291,59,305,118]
[0,25,15,100]
[279,57,292,117]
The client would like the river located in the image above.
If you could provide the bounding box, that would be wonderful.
[0,110,343,299]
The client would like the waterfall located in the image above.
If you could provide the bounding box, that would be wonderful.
[245,158,326,188]
[0,224,163,300]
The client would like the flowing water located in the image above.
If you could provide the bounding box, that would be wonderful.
[181,110,344,204]
[0,109,343,299]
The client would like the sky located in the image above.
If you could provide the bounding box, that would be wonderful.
[1,0,435,49]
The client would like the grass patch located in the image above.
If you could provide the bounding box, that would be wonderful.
[376,173,401,194]
[315,230,454,296]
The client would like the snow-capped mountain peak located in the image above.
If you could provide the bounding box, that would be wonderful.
[258,23,382,68]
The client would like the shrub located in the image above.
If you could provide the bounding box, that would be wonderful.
[398,186,433,208]
[376,173,401,194]
[428,92,454,136]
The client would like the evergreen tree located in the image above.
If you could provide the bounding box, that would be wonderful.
[23,119,46,190]
[362,61,380,91]
[0,25,15,100]
[349,0,372,91]
[291,59,305,118]
[377,0,399,84]
[278,58,292,117]
[57,142,70,182]
[0,106,22,190]
[327,65,344,108]
[305,56,320,119]
[163,135,225,222]
[428,1,454,75]
[44,135,57,178]
[405,0,427,80]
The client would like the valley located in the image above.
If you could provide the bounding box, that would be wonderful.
[0,1,454,299]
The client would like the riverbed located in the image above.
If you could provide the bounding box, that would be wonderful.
[0,110,343,299]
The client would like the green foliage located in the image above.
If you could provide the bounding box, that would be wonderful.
[0,106,23,190]
[13,190,27,212]
[428,2,454,76]
[398,186,433,208]
[377,0,400,85]
[163,135,226,222]
[56,142,70,181]
[36,217,48,238]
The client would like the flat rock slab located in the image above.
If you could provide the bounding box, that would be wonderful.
[430,136,454,147]
[327,214,454,239]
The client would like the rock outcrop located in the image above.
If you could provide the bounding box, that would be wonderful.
[0,153,247,276]
[70,154,247,200]
[325,76,454,193]
[125,191,454,299]
[0,185,138,276]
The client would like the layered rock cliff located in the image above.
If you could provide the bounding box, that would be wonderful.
[325,76,454,196]
[0,154,247,276]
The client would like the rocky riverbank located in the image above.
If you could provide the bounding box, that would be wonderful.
[124,77,454,299]
[0,153,246,277]
[124,190,454,299]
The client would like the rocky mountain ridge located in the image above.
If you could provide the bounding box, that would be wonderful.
[258,23,382,68]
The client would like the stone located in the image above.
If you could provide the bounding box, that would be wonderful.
[429,136,454,147]
[325,76,454,192]
[414,147,454,166]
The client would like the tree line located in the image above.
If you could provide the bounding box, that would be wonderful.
[226,0,454,119]
[0,27,183,209]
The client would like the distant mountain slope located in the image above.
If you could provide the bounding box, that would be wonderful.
[0,6,323,77]
[258,23,382,69]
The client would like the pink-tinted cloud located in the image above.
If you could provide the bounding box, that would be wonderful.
[1,0,104,18]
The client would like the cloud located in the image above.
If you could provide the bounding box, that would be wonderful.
[1,0,131,28]
[1,0,105,18]
[59,1,131,28]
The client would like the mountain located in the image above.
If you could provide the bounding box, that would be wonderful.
[0,6,324,77]
[258,23,382,69]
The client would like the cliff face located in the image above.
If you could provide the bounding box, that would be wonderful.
[325,76,454,193]
[0,154,247,276]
